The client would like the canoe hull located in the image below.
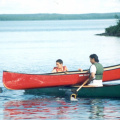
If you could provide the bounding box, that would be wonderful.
[25,85,120,98]
[3,64,120,90]
[3,72,89,90]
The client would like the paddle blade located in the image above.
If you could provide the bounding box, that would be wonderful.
[65,91,78,101]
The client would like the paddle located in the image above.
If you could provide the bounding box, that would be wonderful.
[65,79,89,101]
[76,79,89,92]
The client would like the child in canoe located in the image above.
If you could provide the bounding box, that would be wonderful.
[52,59,68,73]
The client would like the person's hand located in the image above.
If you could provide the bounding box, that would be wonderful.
[78,68,83,72]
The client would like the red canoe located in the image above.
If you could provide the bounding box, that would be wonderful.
[3,64,120,90]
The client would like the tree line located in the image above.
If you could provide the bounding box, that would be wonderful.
[0,13,120,21]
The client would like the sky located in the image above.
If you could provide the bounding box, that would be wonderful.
[0,0,120,14]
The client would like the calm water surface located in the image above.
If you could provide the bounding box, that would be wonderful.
[0,19,120,120]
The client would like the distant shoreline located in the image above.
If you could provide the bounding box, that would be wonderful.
[96,32,120,37]
[96,19,120,37]
[0,18,117,22]
[0,12,120,21]
[96,33,120,37]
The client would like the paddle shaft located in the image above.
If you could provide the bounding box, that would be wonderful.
[66,79,89,101]
[76,79,89,92]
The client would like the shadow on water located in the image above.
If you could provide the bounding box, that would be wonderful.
[0,87,2,93]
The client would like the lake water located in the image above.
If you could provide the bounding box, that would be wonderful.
[0,19,120,120]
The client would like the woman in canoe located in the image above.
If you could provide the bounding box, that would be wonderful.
[87,54,104,87]
[52,59,68,73]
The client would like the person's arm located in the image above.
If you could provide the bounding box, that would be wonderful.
[52,69,57,73]
[65,66,68,71]
[83,72,95,85]
[89,72,95,81]
[78,68,83,72]
[88,65,96,83]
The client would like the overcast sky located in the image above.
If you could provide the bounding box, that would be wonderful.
[0,0,120,14]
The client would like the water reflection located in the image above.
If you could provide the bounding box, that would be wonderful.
[4,98,74,120]
[89,99,104,119]
[88,99,120,119]
[3,97,120,120]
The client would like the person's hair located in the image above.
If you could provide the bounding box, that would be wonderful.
[89,54,99,62]
[56,59,63,64]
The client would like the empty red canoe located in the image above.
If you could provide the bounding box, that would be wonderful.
[3,64,120,90]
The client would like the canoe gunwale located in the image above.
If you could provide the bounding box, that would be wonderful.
[72,84,120,88]
[3,64,120,76]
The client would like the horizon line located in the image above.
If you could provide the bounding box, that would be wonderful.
[0,12,120,15]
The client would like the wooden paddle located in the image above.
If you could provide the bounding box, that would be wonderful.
[65,79,89,101]
[76,79,89,92]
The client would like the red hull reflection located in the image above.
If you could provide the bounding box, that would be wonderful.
[4,98,77,120]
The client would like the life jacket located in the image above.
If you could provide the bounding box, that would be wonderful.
[54,66,66,72]
[89,63,104,80]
